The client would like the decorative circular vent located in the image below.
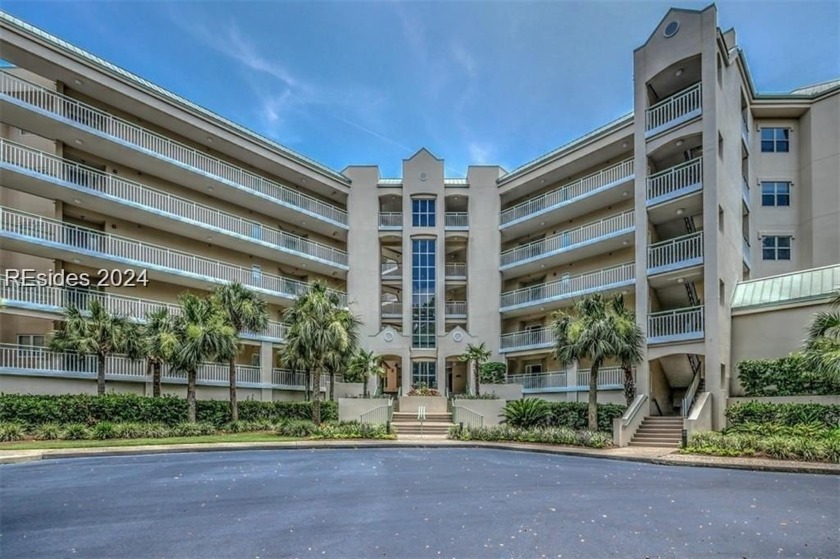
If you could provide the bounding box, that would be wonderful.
[419,172,428,182]
[453,332,464,343]
[383,331,394,342]
[663,21,680,38]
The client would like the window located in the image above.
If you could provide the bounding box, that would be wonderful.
[250,354,261,367]
[760,128,789,153]
[524,362,543,375]
[762,236,791,261]
[761,182,791,207]
[411,239,436,348]
[17,334,45,348]
[412,198,436,227]
[412,361,436,389]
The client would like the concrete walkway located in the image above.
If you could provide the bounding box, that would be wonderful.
[1,438,837,474]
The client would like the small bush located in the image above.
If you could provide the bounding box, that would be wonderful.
[0,422,26,442]
[726,402,840,429]
[449,424,612,449]
[738,355,840,396]
[479,362,507,384]
[222,419,275,433]
[34,423,62,441]
[684,430,840,463]
[544,402,626,432]
[62,423,91,440]
[91,421,117,440]
[276,420,316,438]
[172,422,217,437]
[451,393,500,400]
[310,421,393,440]
[407,386,441,397]
[502,398,551,428]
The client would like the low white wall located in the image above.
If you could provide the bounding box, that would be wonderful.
[338,398,391,423]
[334,382,364,398]
[685,392,713,436]
[534,390,625,404]
[728,395,840,406]
[399,396,447,413]
[613,394,648,447]
[482,384,522,400]
[452,399,506,426]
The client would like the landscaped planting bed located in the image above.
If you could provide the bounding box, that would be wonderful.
[448,424,613,448]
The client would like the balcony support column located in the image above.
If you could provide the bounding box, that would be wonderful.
[259,341,274,402]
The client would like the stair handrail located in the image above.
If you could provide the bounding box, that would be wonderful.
[621,394,648,427]
[681,371,702,418]
[359,403,391,425]
[452,405,485,429]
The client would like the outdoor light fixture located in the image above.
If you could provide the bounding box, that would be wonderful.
[676,208,685,215]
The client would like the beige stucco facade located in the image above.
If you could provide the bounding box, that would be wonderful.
[0,6,837,426]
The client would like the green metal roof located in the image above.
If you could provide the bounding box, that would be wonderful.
[732,264,840,311]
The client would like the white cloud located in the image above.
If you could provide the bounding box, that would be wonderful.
[451,43,477,78]
[468,141,493,164]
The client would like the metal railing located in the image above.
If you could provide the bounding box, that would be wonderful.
[444,262,467,277]
[647,231,703,272]
[271,368,308,389]
[507,371,566,390]
[380,262,401,279]
[0,71,348,226]
[452,405,484,428]
[500,159,634,225]
[444,212,468,228]
[0,206,346,305]
[381,301,402,315]
[576,367,623,387]
[378,212,403,228]
[681,371,702,418]
[648,306,704,341]
[0,139,348,267]
[647,157,703,202]
[645,82,702,132]
[500,262,635,310]
[0,276,286,341]
[621,394,649,427]
[359,400,393,425]
[500,211,634,267]
[500,327,553,351]
[445,301,467,316]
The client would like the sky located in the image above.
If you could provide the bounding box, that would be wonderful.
[2,1,838,178]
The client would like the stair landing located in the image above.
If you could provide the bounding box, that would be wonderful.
[629,416,683,448]
[391,411,454,438]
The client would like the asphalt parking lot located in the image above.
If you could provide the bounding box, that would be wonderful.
[1,448,837,558]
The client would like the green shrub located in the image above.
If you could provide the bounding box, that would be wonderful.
[726,402,840,429]
[479,362,507,384]
[684,430,840,463]
[502,398,551,428]
[222,419,275,433]
[451,393,499,400]
[276,420,317,438]
[544,402,626,432]
[738,355,840,396]
[91,421,117,440]
[0,422,25,442]
[34,423,62,441]
[62,423,91,440]
[172,422,217,437]
[449,424,612,448]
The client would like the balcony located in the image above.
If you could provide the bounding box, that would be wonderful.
[0,71,347,234]
[645,82,702,137]
[743,237,752,269]
[742,176,750,207]
[444,212,468,230]
[272,368,328,391]
[381,301,402,318]
[500,263,635,315]
[445,301,467,318]
[0,276,286,343]
[500,327,553,353]
[500,159,634,236]
[648,306,704,344]
[500,211,634,274]
[0,139,348,273]
[647,232,704,275]
[646,157,703,209]
[380,261,401,281]
[444,262,467,280]
[378,212,403,230]
[0,206,346,305]
[741,117,750,147]
[507,367,623,393]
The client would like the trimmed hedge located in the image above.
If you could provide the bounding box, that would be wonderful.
[685,430,840,463]
[726,401,840,429]
[0,393,337,428]
[449,424,613,448]
[544,402,626,433]
[738,355,840,396]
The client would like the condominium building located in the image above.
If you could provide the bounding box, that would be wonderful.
[0,5,837,429]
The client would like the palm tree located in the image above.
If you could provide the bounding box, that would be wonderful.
[171,294,237,422]
[459,342,491,396]
[142,308,179,397]
[609,294,645,406]
[348,349,385,398]
[212,283,269,421]
[279,283,358,424]
[324,306,361,400]
[803,290,840,383]
[48,300,136,395]
[551,294,643,431]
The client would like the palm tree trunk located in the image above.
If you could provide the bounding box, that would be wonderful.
[588,362,599,431]
[229,357,238,422]
[97,353,106,395]
[312,368,322,425]
[362,373,369,398]
[153,361,161,397]
[329,371,335,401]
[304,371,311,401]
[474,362,481,396]
[187,369,197,423]
[623,365,635,406]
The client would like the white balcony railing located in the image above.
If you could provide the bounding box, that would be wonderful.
[444,301,467,316]
[576,367,624,388]
[444,212,468,229]
[648,306,704,343]
[0,206,346,305]
[0,71,347,227]
[647,157,703,203]
[647,231,704,273]
[445,262,467,278]
[0,139,348,268]
[645,82,702,133]
[500,327,553,352]
[271,368,329,390]
[500,159,634,226]
[380,262,401,279]
[378,212,403,229]
[0,276,286,341]
[500,211,634,268]
[381,301,402,316]
[500,262,635,310]
[508,371,567,391]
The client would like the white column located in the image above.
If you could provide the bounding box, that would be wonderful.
[565,361,579,402]
[259,341,273,402]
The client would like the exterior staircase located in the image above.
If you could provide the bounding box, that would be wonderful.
[391,411,454,436]
[629,416,683,448]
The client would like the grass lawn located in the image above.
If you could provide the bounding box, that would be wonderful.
[0,432,299,450]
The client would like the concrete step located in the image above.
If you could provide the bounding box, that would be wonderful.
[392,413,452,422]
[642,417,684,423]
[633,435,682,442]
[393,427,453,435]
[635,428,684,435]
[629,441,679,448]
